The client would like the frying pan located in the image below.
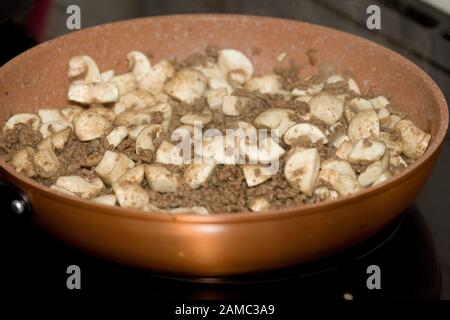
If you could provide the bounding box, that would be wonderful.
[0,15,448,277]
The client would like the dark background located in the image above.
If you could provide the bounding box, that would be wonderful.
[1,0,449,300]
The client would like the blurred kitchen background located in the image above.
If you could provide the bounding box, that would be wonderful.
[1,0,449,297]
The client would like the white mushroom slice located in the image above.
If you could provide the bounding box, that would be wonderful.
[193,60,223,79]
[135,125,162,153]
[283,123,328,145]
[321,159,356,179]
[335,141,354,160]
[284,148,320,196]
[55,176,104,199]
[100,70,115,82]
[38,109,68,123]
[241,165,275,187]
[68,55,101,83]
[164,68,207,104]
[377,107,390,124]
[373,171,393,186]
[184,162,217,190]
[33,148,61,178]
[113,181,149,209]
[50,185,76,196]
[73,110,111,141]
[11,147,35,177]
[106,126,128,148]
[348,109,380,142]
[3,113,40,132]
[369,96,390,110]
[155,140,184,165]
[295,95,313,103]
[244,74,282,94]
[344,105,356,123]
[205,88,228,110]
[333,134,349,148]
[199,135,240,165]
[60,105,83,122]
[138,60,175,94]
[92,194,117,206]
[240,136,285,164]
[348,139,386,164]
[254,108,296,136]
[68,82,119,104]
[169,206,209,215]
[218,49,253,84]
[89,105,116,123]
[314,187,339,201]
[51,127,71,149]
[222,95,249,116]
[127,51,151,81]
[110,73,138,96]
[144,165,181,193]
[393,119,431,159]
[319,169,361,197]
[381,114,402,131]
[379,132,402,156]
[326,74,345,84]
[249,197,271,212]
[112,90,156,115]
[127,125,147,140]
[39,121,70,139]
[347,78,361,95]
[358,161,385,187]
[144,102,173,132]
[208,78,234,94]
[95,151,135,185]
[180,110,212,126]
[115,164,144,185]
[347,98,373,113]
[114,111,152,127]
[309,94,344,125]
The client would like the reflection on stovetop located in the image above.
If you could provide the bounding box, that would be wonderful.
[2,205,440,300]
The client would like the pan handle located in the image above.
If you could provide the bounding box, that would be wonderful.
[0,179,32,217]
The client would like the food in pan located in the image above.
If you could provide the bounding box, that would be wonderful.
[0,46,431,214]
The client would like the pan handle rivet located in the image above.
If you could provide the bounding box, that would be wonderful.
[11,199,26,215]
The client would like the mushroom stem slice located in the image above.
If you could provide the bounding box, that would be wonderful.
[68,82,119,104]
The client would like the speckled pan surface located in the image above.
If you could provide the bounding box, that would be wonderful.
[0,15,447,275]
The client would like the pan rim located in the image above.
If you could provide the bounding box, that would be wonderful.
[0,14,448,224]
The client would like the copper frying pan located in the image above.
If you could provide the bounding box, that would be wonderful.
[0,15,448,276]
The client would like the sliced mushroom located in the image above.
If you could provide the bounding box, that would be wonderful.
[68,82,119,104]
[92,194,117,206]
[73,110,111,141]
[180,110,213,126]
[314,186,339,201]
[112,181,149,209]
[155,140,184,165]
[309,94,344,125]
[60,105,83,122]
[33,148,61,178]
[117,164,145,185]
[205,88,228,110]
[100,70,115,82]
[254,108,296,136]
[68,55,101,83]
[208,78,234,94]
[184,162,217,190]
[379,132,402,156]
[50,127,72,149]
[144,165,181,193]
[381,114,402,131]
[39,121,71,139]
[348,109,380,142]
[112,90,156,115]
[55,176,104,199]
[127,125,147,139]
[373,171,393,186]
[38,109,68,124]
[283,123,328,145]
[369,96,390,110]
[335,141,354,160]
[106,126,128,148]
[321,159,356,179]
[249,197,271,212]
[222,95,249,116]
[347,78,361,95]
[135,124,162,153]
[346,98,373,113]
[390,154,408,168]
[95,151,135,185]
[11,147,35,177]
[50,185,76,196]
[138,60,175,94]
[127,51,151,81]
[240,135,285,164]
[198,134,240,165]
[358,161,385,187]
[193,60,223,79]
[110,73,138,96]
[3,113,40,132]
[332,134,349,148]
[318,169,361,197]
[393,119,431,159]
[241,164,275,187]
[348,139,386,164]
[164,68,207,104]
[144,102,173,132]
[114,110,152,127]
[284,148,320,196]
[218,49,253,84]
[244,74,282,94]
